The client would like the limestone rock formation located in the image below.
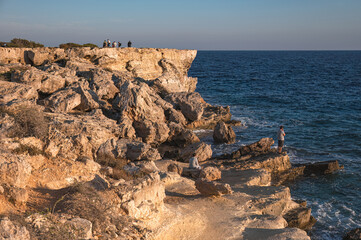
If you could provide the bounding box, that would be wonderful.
[213,121,236,144]
[0,152,32,188]
[199,166,222,181]
[195,178,233,196]
[179,142,212,163]
[0,80,38,106]
[0,217,30,240]
[114,173,165,219]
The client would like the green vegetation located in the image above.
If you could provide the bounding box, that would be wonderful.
[59,42,98,49]
[1,38,44,48]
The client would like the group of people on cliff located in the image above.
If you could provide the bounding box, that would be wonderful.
[103,39,132,48]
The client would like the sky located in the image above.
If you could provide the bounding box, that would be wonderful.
[0,0,360,50]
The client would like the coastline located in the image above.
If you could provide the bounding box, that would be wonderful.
[0,47,342,239]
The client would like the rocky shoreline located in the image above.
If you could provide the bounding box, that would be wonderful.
[0,47,343,239]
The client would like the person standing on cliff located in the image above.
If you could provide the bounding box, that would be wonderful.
[189,153,201,170]
[277,126,286,154]
[128,41,132,47]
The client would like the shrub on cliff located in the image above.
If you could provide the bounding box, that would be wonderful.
[1,106,49,140]
[59,43,98,49]
[5,38,44,48]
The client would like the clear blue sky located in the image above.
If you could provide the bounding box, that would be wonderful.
[0,0,360,50]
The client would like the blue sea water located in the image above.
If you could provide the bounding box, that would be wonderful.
[189,51,361,240]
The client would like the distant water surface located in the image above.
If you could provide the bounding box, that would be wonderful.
[189,51,361,240]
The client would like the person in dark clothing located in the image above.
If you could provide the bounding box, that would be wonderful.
[277,126,286,153]
[118,42,122,48]
[127,41,132,47]
[103,40,107,48]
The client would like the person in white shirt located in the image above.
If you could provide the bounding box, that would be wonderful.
[189,153,201,170]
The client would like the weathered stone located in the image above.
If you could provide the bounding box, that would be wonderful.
[182,168,201,179]
[0,152,32,188]
[165,108,187,125]
[242,227,310,240]
[272,166,305,186]
[43,81,100,113]
[199,166,222,181]
[283,206,317,230]
[167,163,183,175]
[300,160,344,176]
[11,67,67,94]
[165,92,204,121]
[0,217,30,240]
[26,213,92,239]
[344,228,361,240]
[0,80,38,105]
[5,186,29,206]
[114,173,165,219]
[195,178,233,196]
[123,161,159,177]
[126,142,161,161]
[118,117,137,139]
[66,217,93,239]
[213,121,236,144]
[230,138,275,159]
[237,152,292,173]
[153,58,197,93]
[85,68,120,99]
[179,142,212,163]
[167,122,200,147]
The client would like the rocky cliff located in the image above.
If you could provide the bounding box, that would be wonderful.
[0,47,316,239]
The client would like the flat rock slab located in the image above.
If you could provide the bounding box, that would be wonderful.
[242,227,310,240]
[300,160,344,175]
[221,169,271,187]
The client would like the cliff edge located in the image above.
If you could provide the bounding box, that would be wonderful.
[0,47,312,239]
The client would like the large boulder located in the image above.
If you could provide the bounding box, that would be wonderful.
[153,58,197,93]
[165,92,205,121]
[83,68,120,100]
[113,81,171,144]
[213,121,236,144]
[179,142,212,163]
[195,178,232,196]
[43,81,100,113]
[114,173,166,219]
[167,122,200,147]
[300,160,344,176]
[199,166,222,181]
[126,142,161,161]
[283,206,317,230]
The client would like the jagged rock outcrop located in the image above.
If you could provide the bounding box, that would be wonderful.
[0,47,197,82]
[213,121,236,144]
[0,80,38,106]
[179,142,213,163]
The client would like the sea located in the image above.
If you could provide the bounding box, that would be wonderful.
[188,51,361,240]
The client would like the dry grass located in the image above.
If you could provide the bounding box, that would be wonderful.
[0,106,49,140]
[12,143,43,156]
